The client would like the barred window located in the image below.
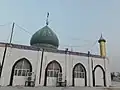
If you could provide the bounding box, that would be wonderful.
[47,61,61,77]
[14,59,31,76]
[74,64,85,78]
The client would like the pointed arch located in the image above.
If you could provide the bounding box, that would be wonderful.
[0,62,1,77]
[93,65,106,87]
[44,60,62,86]
[72,63,87,86]
[9,58,32,86]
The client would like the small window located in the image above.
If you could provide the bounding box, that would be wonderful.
[54,71,58,77]
[47,71,50,77]
[47,71,49,76]
[80,73,84,78]
[25,70,28,76]
[18,70,22,76]
[50,71,53,77]
[74,72,77,78]
[22,70,26,76]
[78,73,80,78]
[14,70,17,76]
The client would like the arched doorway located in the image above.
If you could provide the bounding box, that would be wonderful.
[93,65,106,87]
[9,58,32,86]
[72,63,87,86]
[44,60,62,86]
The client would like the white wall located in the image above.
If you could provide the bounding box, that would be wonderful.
[40,52,66,86]
[0,47,42,86]
[69,55,88,86]
[39,51,111,87]
[91,57,111,87]
[40,52,89,86]
[0,47,6,64]
[0,46,111,87]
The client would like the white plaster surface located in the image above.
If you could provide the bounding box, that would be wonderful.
[0,46,111,87]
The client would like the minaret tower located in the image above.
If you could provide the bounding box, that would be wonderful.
[98,34,106,57]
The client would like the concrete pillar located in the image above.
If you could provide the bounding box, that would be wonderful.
[88,56,93,87]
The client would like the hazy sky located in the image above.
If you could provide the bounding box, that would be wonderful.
[0,0,120,72]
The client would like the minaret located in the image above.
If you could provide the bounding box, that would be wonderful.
[98,34,106,57]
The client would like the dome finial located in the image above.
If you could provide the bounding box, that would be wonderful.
[46,12,49,26]
[100,33,103,38]
[98,33,106,43]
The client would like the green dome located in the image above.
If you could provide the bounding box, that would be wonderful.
[30,26,59,49]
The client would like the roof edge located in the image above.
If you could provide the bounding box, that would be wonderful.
[0,42,104,59]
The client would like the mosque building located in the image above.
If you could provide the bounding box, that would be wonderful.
[0,14,111,87]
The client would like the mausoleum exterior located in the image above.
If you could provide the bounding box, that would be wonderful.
[0,19,111,87]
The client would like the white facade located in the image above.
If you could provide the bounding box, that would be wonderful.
[0,43,111,87]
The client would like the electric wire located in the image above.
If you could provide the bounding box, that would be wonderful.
[60,39,98,53]
[0,22,12,43]
[15,24,33,36]
[88,40,98,51]
[0,22,98,53]
[0,22,12,26]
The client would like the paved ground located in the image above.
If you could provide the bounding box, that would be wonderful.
[0,86,120,90]
[0,81,120,90]
[112,81,120,87]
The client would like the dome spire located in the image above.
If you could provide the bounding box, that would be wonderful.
[46,12,49,26]
[98,33,106,43]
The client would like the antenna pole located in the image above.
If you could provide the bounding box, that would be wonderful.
[9,22,15,44]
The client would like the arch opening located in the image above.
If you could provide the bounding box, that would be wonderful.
[9,58,32,86]
[44,60,62,86]
[93,65,106,87]
[72,63,87,86]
